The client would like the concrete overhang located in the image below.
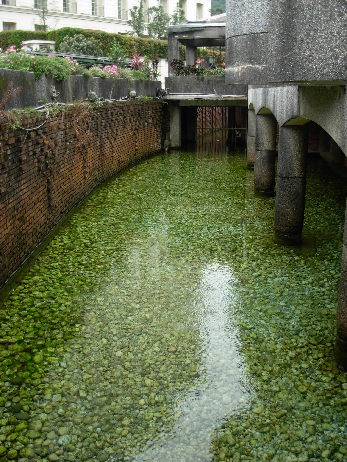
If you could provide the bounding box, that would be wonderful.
[164,93,247,107]
[168,23,226,47]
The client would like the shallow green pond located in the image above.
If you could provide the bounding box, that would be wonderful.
[0,152,346,462]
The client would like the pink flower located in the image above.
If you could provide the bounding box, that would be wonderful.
[221,61,225,68]
[103,64,119,76]
[5,45,17,55]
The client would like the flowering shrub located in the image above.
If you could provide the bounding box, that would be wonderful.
[5,45,17,55]
[131,53,145,71]
[0,44,157,81]
[0,46,80,80]
[170,58,225,77]
[103,65,119,77]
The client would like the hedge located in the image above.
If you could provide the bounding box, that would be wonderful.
[0,30,48,51]
[0,27,169,60]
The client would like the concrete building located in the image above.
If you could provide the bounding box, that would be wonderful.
[0,0,211,33]
[225,0,347,361]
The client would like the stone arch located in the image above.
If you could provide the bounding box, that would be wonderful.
[283,115,346,158]
[283,116,347,172]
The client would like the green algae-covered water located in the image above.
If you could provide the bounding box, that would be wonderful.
[0,152,346,462]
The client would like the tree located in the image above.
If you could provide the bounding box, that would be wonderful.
[36,0,49,31]
[147,5,170,40]
[128,0,145,37]
[171,2,186,25]
[211,0,225,16]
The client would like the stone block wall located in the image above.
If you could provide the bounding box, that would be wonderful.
[0,100,165,286]
[0,69,162,110]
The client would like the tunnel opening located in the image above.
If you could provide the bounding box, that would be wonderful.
[181,105,247,153]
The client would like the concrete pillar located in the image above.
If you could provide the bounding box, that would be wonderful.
[185,46,197,66]
[337,201,347,366]
[168,32,180,77]
[254,114,277,194]
[274,125,308,241]
[169,102,181,149]
[247,109,256,167]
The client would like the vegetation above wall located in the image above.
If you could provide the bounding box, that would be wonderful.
[0,28,169,61]
[0,46,158,81]
[211,0,226,15]
[170,58,225,77]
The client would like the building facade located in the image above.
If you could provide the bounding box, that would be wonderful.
[0,0,211,33]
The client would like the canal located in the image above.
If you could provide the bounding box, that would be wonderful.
[0,152,346,461]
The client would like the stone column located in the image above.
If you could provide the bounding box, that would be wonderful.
[247,109,256,167]
[337,201,347,366]
[254,114,277,194]
[168,32,180,77]
[185,46,197,66]
[274,125,308,241]
[169,102,181,148]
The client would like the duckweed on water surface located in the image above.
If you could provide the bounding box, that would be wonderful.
[0,152,346,462]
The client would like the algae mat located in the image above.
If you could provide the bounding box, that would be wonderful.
[0,152,346,462]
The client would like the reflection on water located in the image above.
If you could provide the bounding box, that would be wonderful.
[135,263,248,461]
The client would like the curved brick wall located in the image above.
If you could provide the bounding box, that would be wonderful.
[0,100,166,286]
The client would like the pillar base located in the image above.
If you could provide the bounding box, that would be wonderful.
[254,149,276,194]
[336,335,347,369]
[275,176,306,238]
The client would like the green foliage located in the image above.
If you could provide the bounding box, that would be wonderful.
[0,27,169,62]
[120,68,150,81]
[147,6,170,40]
[109,40,127,66]
[58,34,103,56]
[128,0,145,37]
[0,51,79,81]
[0,30,48,52]
[83,65,110,79]
[211,0,225,15]
[171,2,186,25]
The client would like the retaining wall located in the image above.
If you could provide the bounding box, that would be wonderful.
[0,100,166,286]
[0,69,161,109]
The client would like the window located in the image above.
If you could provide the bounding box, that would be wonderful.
[34,0,47,9]
[63,0,69,12]
[180,0,186,16]
[196,2,203,20]
[91,0,103,16]
[2,22,16,31]
[160,0,168,13]
[35,24,47,31]
[118,0,127,20]
[2,0,16,5]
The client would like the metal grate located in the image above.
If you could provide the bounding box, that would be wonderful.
[196,106,247,153]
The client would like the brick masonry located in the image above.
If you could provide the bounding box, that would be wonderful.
[0,100,166,287]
